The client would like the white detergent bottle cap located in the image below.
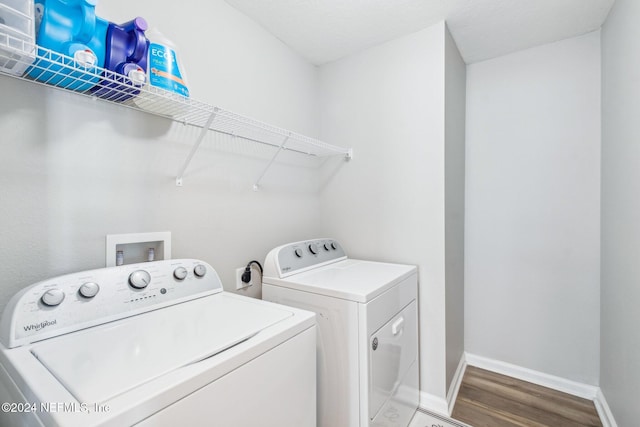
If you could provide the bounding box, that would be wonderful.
[128,66,146,86]
[145,28,175,48]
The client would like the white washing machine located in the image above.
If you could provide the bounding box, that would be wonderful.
[262,238,419,427]
[0,259,316,427]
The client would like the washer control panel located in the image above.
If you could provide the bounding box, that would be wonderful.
[0,259,222,348]
[263,238,347,278]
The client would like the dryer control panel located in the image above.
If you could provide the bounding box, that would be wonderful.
[263,238,347,278]
[0,259,223,348]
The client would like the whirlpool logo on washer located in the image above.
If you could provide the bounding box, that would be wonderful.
[23,319,57,332]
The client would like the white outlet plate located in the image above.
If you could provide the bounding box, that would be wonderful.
[236,267,253,290]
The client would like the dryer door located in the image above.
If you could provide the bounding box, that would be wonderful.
[368,300,417,420]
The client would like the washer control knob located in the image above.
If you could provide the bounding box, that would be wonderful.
[308,243,318,255]
[79,282,100,298]
[173,266,188,281]
[194,264,207,278]
[331,242,337,250]
[323,243,331,251]
[41,289,65,307]
[294,248,303,258]
[129,270,151,289]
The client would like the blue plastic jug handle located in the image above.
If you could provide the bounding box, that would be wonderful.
[77,0,96,43]
[123,17,148,63]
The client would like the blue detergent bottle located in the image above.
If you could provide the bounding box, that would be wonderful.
[92,17,149,101]
[132,28,189,116]
[27,0,107,92]
[145,28,189,97]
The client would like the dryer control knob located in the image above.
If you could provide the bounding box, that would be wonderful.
[129,270,151,289]
[79,282,100,298]
[308,243,318,255]
[173,267,188,281]
[41,289,65,307]
[294,248,303,258]
[194,264,207,278]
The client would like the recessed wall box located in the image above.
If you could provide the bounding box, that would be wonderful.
[105,231,171,267]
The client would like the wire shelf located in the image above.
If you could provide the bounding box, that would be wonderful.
[0,33,353,188]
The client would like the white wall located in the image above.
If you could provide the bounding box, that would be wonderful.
[97,1,319,131]
[601,0,640,424]
[444,26,466,395]
[319,22,464,409]
[465,31,601,385]
[0,0,322,312]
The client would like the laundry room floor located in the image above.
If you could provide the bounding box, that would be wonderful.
[451,366,603,427]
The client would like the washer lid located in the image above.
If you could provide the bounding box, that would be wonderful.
[30,294,292,404]
[264,259,417,303]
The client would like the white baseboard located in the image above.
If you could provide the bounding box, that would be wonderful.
[594,388,619,427]
[419,391,449,416]
[464,352,598,400]
[446,353,467,415]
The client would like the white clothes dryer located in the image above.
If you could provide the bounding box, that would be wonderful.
[262,238,419,427]
[0,259,316,427]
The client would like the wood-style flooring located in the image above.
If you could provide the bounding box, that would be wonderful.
[451,366,602,427]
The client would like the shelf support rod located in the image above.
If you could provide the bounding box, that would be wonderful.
[176,110,217,186]
[253,133,291,191]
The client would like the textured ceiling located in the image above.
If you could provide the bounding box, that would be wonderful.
[224,0,614,64]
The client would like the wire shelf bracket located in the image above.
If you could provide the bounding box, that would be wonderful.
[253,133,291,192]
[176,110,218,187]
